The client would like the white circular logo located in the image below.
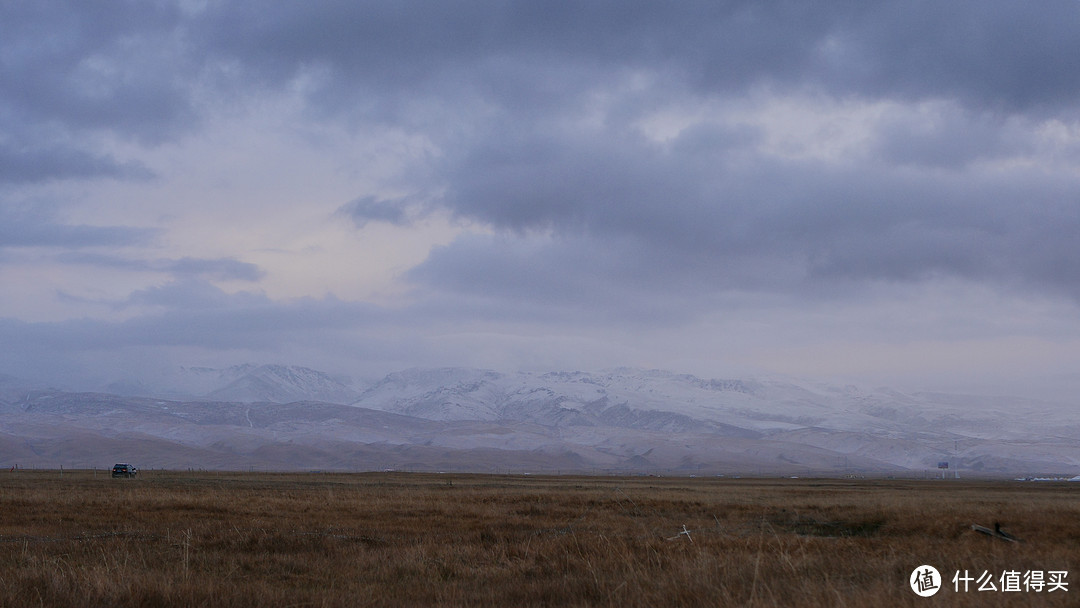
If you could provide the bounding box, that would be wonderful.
[910,565,942,597]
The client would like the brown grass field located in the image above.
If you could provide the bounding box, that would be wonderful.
[0,470,1077,607]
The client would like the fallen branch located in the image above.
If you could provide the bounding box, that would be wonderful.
[971,522,1020,543]
[667,524,693,543]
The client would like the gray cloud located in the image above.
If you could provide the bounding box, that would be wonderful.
[183,2,1080,319]
[868,106,1036,170]
[0,143,154,185]
[120,281,274,319]
[165,257,264,282]
[0,3,199,190]
[337,195,433,229]
[0,2,194,141]
[0,282,407,387]
[0,284,384,352]
[5,2,1080,390]
[7,2,1080,182]
[0,204,155,249]
[813,3,1080,114]
[188,2,1080,114]
[422,110,1080,302]
[54,253,264,282]
[408,231,805,327]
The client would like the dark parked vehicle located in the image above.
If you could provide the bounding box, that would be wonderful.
[111,463,137,478]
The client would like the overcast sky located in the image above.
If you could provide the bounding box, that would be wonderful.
[3,1,1080,395]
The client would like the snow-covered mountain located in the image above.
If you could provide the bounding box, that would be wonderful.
[349,367,1079,472]
[353,367,1070,436]
[1,366,1076,475]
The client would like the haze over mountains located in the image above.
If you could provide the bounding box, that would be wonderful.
[105,364,362,405]
[1,365,1076,476]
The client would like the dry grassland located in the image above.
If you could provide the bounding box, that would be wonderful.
[0,470,1077,606]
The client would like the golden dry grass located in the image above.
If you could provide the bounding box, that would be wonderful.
[0,470,1076,606]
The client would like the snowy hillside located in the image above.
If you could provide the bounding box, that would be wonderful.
[350,367,1080,472]
[353,367,1071,436]
[107,364,361,404]
[0,366,1076,475]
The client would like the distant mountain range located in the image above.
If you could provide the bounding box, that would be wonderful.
[0,366,1076,476]
[103,364,361,404]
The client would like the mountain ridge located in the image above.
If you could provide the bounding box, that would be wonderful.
[0,365,1076,475]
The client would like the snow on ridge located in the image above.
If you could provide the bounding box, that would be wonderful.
[349,366,859,433]
[344,366,1074,441]
[3,365,1078,473]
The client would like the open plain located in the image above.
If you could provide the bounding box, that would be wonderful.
[1,470,1076,607]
